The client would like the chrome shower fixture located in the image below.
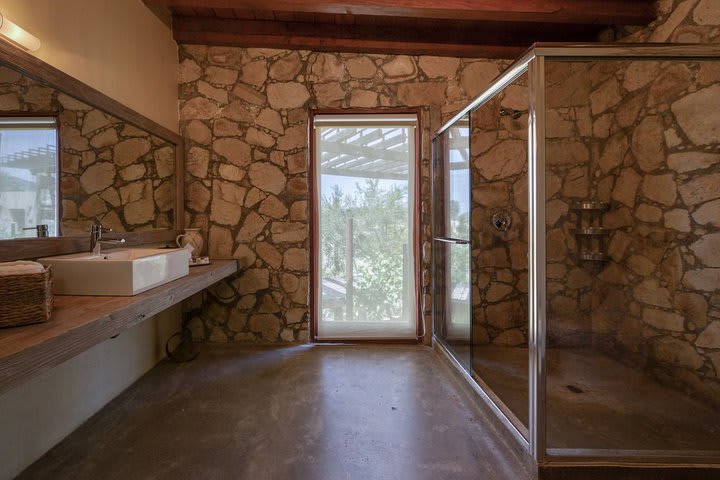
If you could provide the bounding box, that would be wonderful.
[500,107,522,120]
[492,210,512,232]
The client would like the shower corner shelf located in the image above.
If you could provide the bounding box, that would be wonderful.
[571,227,609,236]
[577,252,611,262]
[571,200,611,264]
[570,200,610,212]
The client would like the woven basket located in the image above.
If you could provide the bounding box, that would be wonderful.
[0,267,53,328]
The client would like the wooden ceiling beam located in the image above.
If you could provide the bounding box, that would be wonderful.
[171,16,600,58]
[173,31,524,59]
[147,0,656,25]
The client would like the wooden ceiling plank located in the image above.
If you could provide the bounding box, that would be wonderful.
[252,9,276,21]
[190,6,215,16]
[173,15,603,45]
[171,16,552,58]
[149,0,655,25]
[294,11,319,23]
[212,8,237,18]
[173,30,526,59]
[231,9,256,20]
[169,6,196,15]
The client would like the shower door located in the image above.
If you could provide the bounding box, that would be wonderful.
[433,72,531,440]
[469,73,531,437]
[432,113,471,369]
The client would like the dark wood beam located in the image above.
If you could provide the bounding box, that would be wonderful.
[172,16,600,58]
[145,4,174,28]
[148,0,656,25]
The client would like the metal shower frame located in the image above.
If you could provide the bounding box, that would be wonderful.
[432,42,720,468]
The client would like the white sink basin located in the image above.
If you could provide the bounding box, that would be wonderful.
[38,248,191,296]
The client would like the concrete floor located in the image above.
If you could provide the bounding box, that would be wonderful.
[19,344,535,480]
[472,346,720,451]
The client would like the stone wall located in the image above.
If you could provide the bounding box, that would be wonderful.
[615,0,720,43]
[467,0,720,408]
[470,74,530,348]
[591,0,720,408]
[543,61,598,348]
[177,4,720,406]
[178,45,509,343]
[468,67,597,350]
[544,56,720,408]
[0,65,175,236]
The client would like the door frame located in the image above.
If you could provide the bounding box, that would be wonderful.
[308,108,423,343]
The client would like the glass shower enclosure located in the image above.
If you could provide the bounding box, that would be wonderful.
[431,44,720,469]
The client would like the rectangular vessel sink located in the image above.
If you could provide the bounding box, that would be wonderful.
[38,248,191,296]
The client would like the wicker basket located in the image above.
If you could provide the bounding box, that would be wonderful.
[0,267,53,328]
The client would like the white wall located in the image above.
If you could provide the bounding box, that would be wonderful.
[0,0,179,132]
[0,306,182,480]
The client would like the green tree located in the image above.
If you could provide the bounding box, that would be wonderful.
[448,198,470,287]
[320,179,409,322]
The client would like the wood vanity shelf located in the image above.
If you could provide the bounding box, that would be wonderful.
[570,201,611,263]
[0,260,237,396]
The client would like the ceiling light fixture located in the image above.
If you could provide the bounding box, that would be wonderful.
[0,12,41,52]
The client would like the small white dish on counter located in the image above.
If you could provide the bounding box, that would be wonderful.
[189,256,211,267]
[38,248,190,296]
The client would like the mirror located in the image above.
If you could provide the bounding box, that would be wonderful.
[0,116,58,238]
[0,64,176,240]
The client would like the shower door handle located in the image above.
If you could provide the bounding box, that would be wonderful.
[433,237,470,245]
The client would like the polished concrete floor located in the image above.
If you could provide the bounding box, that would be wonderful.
[472,346,720,451]
[19,344,535,480]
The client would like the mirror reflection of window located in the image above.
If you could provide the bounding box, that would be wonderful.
[0,117,58,239]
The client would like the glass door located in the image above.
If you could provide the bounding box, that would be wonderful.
[432,113,472,368]
[313,113,418,340]
[469,73,530,437]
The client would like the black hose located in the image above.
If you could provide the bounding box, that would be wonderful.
[165,327,199,362]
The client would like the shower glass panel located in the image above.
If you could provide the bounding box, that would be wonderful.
[470,73,530,432]
[432,45,720,470]
[544,57,720,454]
[432,113,471,369]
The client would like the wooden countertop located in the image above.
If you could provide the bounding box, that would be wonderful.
[0,259,238,395]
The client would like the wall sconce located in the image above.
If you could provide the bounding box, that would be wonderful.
[0,12,41,52]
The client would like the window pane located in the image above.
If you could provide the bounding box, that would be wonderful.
[316,117,416,339]
[0,122,58,239]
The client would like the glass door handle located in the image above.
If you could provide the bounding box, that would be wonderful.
[433,237,470,245]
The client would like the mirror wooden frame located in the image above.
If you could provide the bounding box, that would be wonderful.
[0,41,184,262]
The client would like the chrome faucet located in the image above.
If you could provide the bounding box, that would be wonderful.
[23,224,49,238]
[90,224,125,255]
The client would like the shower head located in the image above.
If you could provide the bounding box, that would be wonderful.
[500,107,522,120]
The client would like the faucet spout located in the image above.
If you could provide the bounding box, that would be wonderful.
[90,224,125,255]
[93,238,126,255]
[90,224,103,254]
